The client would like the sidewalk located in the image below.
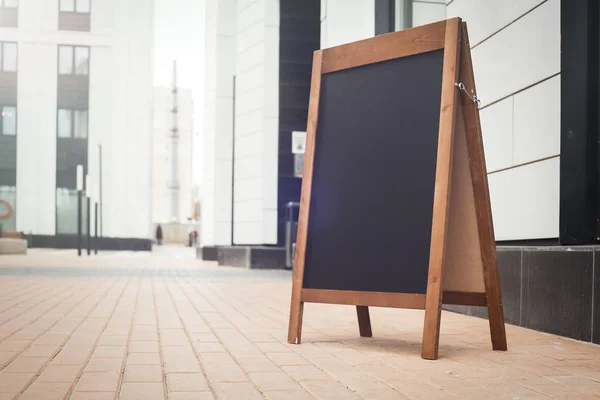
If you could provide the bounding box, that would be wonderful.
[0,249,599,399]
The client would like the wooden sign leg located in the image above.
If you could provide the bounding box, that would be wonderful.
[288,298,304,344]
[458,22,507,351]
[356,306,372,337]
[422,18,462,361]
[287,50,323,345]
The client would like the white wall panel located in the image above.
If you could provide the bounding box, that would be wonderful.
[91,0,114,35]
[202,0,236,246]
[215,159,233,222]
[234,178,263,202]
[237,43,265,72]
[236,64,264,93]
[235,132,262,159]
[237,19,265,50]
[236,109,263,137]
[98,0,154,239]
[513,75,560,164]
[234,221,262,244]
[16,43,57,235]
[480,98,513,172]
[489,158,559,240]
[234,155,262,181]
[238,0,264,32]
[321,0,375,49]
[447,0,544,46]
[236,86,264,117]
[234,199,263,222]
[18,0,58,32]
[412,2,446,27]
[89,46,113,232]
[471,0,560,107]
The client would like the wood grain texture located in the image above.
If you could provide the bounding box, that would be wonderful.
[443,291,487,306]
[356,306,373,337]
[422,17,462,361]
[321,20,446,74]
[288,50,324,345]
[443,100,486,293]
[301,289,426,309]
[458,22,507,351]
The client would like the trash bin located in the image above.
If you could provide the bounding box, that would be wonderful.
[284,202,300,269]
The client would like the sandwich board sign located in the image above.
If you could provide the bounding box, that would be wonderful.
[287,18,507,360]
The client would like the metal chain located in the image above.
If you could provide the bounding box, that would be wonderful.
[455,82,481,108]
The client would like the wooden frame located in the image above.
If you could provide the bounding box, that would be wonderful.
[288,18,507,360]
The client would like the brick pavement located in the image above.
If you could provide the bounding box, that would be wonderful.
[0,248,599,399]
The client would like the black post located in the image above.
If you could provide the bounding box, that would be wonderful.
[94,202,98,254]
[375,0,395,35]
[77,190,82,256]
[98,144,103,237]
[231,75,236,245]
[87,196,91,255]
[559,0,599,244]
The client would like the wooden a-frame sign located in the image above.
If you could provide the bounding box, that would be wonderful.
[287,18,507,360]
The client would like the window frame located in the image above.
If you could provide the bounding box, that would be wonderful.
[1,105,17,136]
[59,0,90,14]
[0,0,18,9]
[58,44,89,76]
[0,41,18,72]
[57,108,88,139]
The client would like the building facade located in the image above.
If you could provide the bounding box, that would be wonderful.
[0,0,154,249]
[202,0,600,343]
[200,0,567,247]
[202,0,320,249]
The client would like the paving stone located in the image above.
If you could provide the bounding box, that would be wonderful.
[0,372,35,394]
[124,365,163,382]
[75,372,120,392]
[126,352,161,365]
[167,373,209,391]
[85,358,124,373]
[168,393,215,400]
[120,382,165,400]
[0,250,599,400]
[20,382,71,400]
[37,365,81,383]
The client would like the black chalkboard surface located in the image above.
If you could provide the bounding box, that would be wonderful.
[303,50,444,295]
[288,19,507,361]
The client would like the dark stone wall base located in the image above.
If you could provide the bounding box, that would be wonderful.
[28,234,151,252]
[199,246,218,261]
[198,245,285,269]
[444,246,600,345]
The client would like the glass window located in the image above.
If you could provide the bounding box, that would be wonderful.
[74,47,89,75]
[0,186,16,232]
[394,0,412,31]
[74,110,87,138]
[57,109,72,138]
[58,46,73,75]
[76,0,90,13]
[2,106,16,136]
[2,43,17,72]
[56,188,87,234]
[59,0,74,12]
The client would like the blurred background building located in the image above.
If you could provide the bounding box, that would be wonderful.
[0,0,154,249]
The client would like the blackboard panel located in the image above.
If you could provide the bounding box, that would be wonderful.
[303,49,444,294]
